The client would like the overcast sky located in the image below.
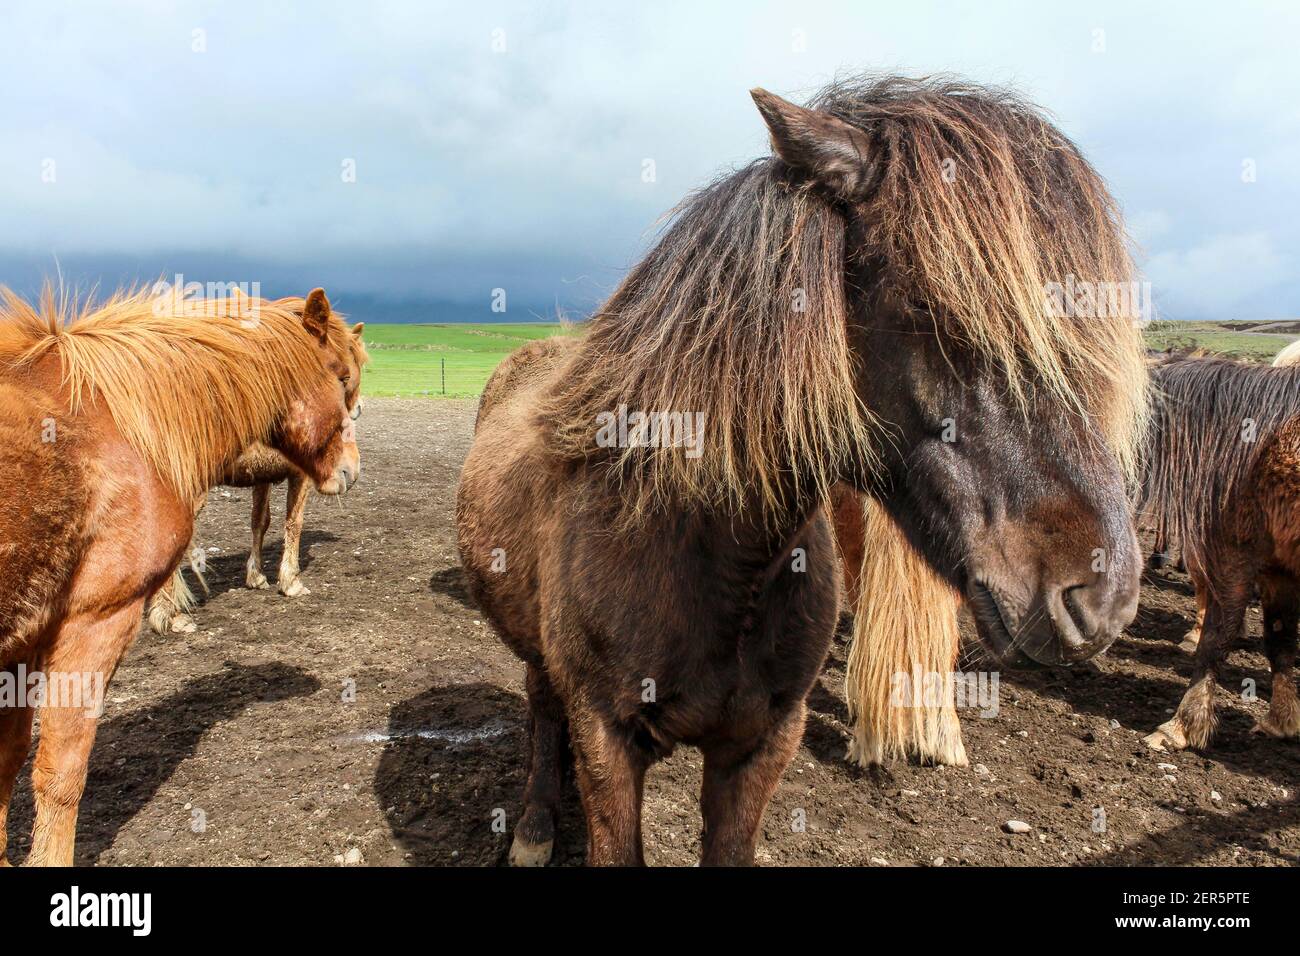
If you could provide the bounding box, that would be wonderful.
[1,0,1297,320]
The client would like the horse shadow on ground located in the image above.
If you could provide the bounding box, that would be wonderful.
[1002,634,1300,788]
[1087,796,1300,866]
[191,530,339,601]
[374,682,586,866]
[7,661,319,865]
[428,565,477,611]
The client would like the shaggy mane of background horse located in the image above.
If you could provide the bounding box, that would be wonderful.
[1140,358,1300,582]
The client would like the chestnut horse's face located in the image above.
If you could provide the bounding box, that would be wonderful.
[272,289,362,495]
[752,88,1140,668]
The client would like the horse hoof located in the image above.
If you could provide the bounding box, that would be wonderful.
[170,615,197,634]
[280,578,309,598]
[147,606,172,635]
[508,837,553,867]
[1143,721,1187,752]
[246,570,270,590]
[1251,715,1300,739]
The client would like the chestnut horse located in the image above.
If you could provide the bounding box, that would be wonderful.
[458,75,1148,866]
[147,325,368,634]
[0,286,358,865]
[1140,357,1300,750]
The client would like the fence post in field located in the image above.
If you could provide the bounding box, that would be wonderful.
[441,356,446,395]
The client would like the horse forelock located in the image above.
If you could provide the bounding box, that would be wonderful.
[0,284,349,502]
[816,74,1148,481]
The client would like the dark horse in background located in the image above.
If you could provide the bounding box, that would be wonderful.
[1141,357,1300,750]
[457,75,1149,866]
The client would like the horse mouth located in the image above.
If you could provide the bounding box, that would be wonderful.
[967,581,1039,669]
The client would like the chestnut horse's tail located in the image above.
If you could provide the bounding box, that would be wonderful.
[838,492,967,767]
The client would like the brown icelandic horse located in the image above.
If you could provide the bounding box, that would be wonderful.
[147,324,368,634]
[457,75,1148,866]
[1140,356,1300,750]
[0,286,359,865]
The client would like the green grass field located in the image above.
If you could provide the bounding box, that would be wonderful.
[360,322,579,397]
[360,320,1299,398]
[1141,320,1297,363]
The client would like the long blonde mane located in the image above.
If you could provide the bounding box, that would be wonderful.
[842,496,965,766]
[0,285,352,502]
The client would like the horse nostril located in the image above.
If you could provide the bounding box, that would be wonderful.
[1062,582,1109,642]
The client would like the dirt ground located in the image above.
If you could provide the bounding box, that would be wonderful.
[10,398,1299,866]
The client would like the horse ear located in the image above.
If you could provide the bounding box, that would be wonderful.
[750,87,875,200]
[350,322,365,338]
[302,288,331,343]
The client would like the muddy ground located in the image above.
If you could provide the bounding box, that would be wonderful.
[10,398,1299,866]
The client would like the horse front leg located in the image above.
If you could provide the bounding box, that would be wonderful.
[245,484,272,589]
[26,599,142,866]
[1145,577,1250,752]
[0,649,40,866]
[278,472,311,597]
[568,709,647,867]
[699,703,805,866]
[1254,574,1300,739]
[508,663,568,866]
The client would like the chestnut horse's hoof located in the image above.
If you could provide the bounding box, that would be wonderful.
[508,836,553,867]
[246,568,270,590]
[280,577,310,598]
[1144,719,1188,752]
[169,614,197,634]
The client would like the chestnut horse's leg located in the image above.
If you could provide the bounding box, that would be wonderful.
[0,649,40,866]
[26,599,143,866]
[569,713,648,866]
[245,484,272,589]
[699,704,805,866]
[278,472,311,597]
[1254,575,1300,738]
[508,663,567,866]
[1146,573,1251,752]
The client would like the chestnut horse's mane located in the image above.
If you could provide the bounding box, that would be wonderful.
[0,285,354,502]
[541,74,1147,520]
